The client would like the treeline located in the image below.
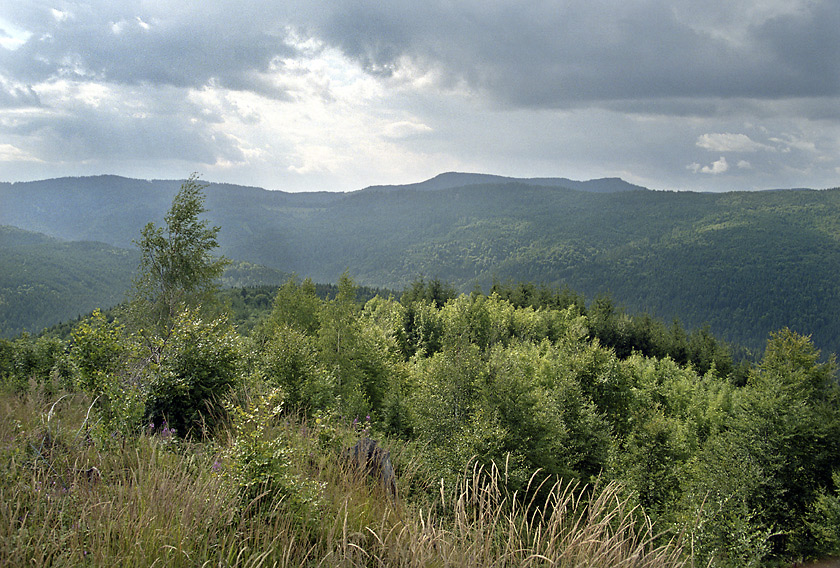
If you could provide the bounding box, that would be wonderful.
[224,277,749,382]
[488,280,748,379]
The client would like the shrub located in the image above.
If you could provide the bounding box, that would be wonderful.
[222,388,324,527]
[69,310,145,437]
[145,309,242,437]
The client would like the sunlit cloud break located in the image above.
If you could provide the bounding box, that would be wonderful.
[0,1,837,192]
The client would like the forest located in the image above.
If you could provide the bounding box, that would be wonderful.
[1,177,838,567]
[3,175,840,357]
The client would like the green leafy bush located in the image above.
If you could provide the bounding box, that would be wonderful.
[69,309,145,436]
[805,471,840,558]
[222,388,323,526]
[257,323,334,412]
[145,309,242,436]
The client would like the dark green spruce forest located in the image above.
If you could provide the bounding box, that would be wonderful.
[1,176,840,567]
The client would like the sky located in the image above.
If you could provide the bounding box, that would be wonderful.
[0,1,838,193]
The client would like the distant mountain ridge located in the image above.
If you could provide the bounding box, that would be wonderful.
[0,173,646,248]
[358,172,648,193]
[2,173,840,357]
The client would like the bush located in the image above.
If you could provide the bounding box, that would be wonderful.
[222,388,324,526]
[257,323,334,413]
[805,471,840,558]
[69,310,145,436]
[145,309,242,437]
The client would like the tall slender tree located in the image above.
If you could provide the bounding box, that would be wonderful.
[129,174,229,346]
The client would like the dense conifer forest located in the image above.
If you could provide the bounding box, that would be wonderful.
[1,179,839,566]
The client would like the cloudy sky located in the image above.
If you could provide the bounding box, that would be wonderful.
[0,1,838,192]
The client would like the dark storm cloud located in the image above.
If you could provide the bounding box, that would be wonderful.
[293,0,839,108]
[2,1,836,109]
[752,2,840,97]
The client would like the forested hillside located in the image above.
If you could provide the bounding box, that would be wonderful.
[3,175,840,355]
[0,226,138,335]
[1,179,838,567]
[0,225,298,337]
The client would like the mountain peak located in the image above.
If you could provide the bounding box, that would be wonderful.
[359,172,648,194]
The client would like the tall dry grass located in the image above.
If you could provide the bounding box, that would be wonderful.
[312,459,688,568]
[0,391,688,567]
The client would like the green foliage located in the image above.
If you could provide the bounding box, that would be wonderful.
[401,276,456,308]
[409,341,486,472]
[315,273,398,420]
[587,294,738,378]
[256,323,334,412]
[683,435,776,568]
[130,174,230,339]
[614,409,691,521]
[805,471,840,558]
[257,276,322,337]
[398,298,444,357]
[68,309,145,436]
[119,175,242,439]
[222,388,323,525]
[483,339,611,483]
[0,332,68,395]
[70,309,129,395]
[682,330,840,564]
[146,309,242,436]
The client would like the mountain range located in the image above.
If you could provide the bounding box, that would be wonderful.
[2,173,839,356]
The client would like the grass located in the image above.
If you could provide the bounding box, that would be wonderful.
[0,389,689,567]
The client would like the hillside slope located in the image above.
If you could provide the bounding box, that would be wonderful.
[3,175,839,354]
[0,226,139,335]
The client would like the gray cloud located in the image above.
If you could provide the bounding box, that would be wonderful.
[291,0,839,108]
[0,1,837,192]
[0,3,298,96]
[0,77,40,107]
[3,1,837,108]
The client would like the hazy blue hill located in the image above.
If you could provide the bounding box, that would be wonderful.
[358,171,647,193]
[0,226,140,335]
[3,174,840,355]
[0,224,296,337]
[0,175,343,249]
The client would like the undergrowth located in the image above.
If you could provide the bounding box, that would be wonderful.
[0,389,688,567]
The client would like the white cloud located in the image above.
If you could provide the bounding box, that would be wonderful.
[0,17,31,51]
[50,9,70,23]
[383,120,432,139]
[0,143,41,162]
[737,160,752,169]
[688,156,729,175]
[769,134,817,154]
[696,132,771,152]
